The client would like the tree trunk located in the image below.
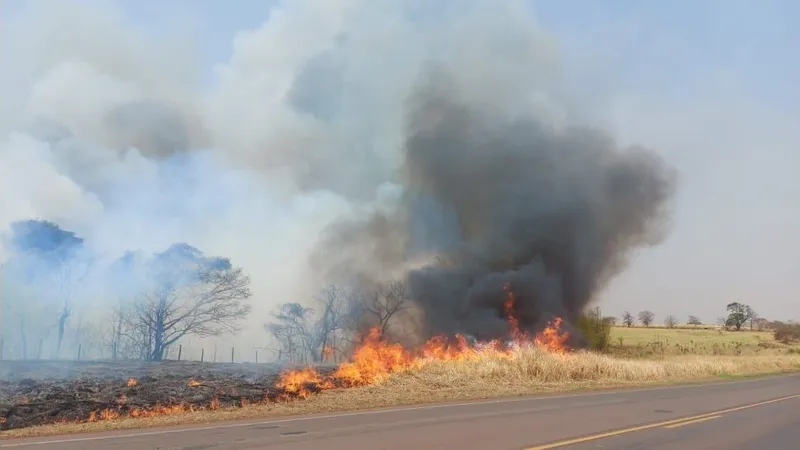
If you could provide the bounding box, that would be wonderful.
[19,318,27,359]
[56,306,69,357]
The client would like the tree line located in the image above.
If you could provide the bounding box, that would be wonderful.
[616,303,799,339]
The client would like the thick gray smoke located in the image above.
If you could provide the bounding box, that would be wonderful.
[314,68,676,343]
[0,0,678,356]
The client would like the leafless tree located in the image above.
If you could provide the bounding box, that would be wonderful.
[265,285,348,363]
[346,280,410,340]
[664,315,678,329]
[638,310,655,327]
[127,244,252,361]
[52,258,94,357]
[622,311,635,327]
[265,302,315,363]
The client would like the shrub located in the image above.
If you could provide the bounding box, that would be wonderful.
[577,307,613,352]
[774,324,800,344]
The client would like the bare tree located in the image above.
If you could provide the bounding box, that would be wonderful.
[638,310,655,327]
[347,280,410,339]
[313,285,346,362]
[687,315,702,327]
[130,244,252,361]
[664,315,678,329]
[265,285,347,363]
[622,311,635,327]
[53,258,94,357]
[265,302,315,363]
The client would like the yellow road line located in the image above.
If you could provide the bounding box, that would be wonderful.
[662,414,722,429]
[525,393,800,449]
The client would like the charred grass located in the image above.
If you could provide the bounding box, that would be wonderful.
[3,348,800,438]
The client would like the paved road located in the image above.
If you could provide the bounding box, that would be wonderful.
[2,374,798,450]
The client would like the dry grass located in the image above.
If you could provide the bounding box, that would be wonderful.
[608,326,800,357]
[5,346,799,439]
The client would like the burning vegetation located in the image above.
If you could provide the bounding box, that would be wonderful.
[0,284,569,430]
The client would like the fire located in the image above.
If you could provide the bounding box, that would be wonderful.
[82,282,569,425]
[274,282,570,399]
[275,367,331,398]
[534,317,570,353]
[503,281,529,341]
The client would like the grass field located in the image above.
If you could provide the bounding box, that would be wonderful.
[5,333,800,438]
[608,326,799,358]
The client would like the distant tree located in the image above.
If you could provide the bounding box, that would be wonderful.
[622,311,635,327]
[345,280,410,340]
[638,310,655,327]
[2,220,93,358]
[603,316,617,326]
[752,317,769,331]
[747,309,759,331]
[124,243,252,361]
[725,302,754,331]
[687,315,702,327]
[664,315,678,329]
[265,285,347,363]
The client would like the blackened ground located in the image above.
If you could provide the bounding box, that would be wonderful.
[0,360,336,430]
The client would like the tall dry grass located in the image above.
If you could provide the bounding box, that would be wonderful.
[6,346,800,439]
[384,346,800,391]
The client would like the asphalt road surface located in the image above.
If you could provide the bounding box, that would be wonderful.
[2,374,799,450]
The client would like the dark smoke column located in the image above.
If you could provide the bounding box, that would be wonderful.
[399,73,676,345]
[313,71,676,347]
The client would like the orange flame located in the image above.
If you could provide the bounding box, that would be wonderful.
[82,282,569,425]
[534,317,570,353]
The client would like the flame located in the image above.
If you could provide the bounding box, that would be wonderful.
[275,367,332,398]
[503,281,529,341]
[275,283,570,398]
[322,344,334,361]
[534,317,569,353]
[81,282,569,425]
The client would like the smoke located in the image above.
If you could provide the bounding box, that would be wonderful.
[0,0,675,355]
[314,68,676,343]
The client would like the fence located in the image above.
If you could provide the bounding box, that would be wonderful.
[0,339,275,364]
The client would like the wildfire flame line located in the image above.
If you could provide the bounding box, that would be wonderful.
[83,283,568,424]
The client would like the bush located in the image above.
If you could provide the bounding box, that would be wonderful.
[774,324,800,344]
[577,307,613,352]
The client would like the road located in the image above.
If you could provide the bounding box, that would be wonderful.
[2,374,798,449]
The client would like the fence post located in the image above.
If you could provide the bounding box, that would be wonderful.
[231,347,234,363]
[213,345,217,363]
[255,350,258,364]
[178,345,182,361]
[201,348,204,363]
[77,343,82,361]
[0,338,4,360]
[37,338,43,360]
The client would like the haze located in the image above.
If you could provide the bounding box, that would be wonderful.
[0,0,797,360]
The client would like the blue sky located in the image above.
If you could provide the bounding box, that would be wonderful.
[100,0,799,110]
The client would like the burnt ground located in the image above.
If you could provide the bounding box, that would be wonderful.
[0,360,335,431]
